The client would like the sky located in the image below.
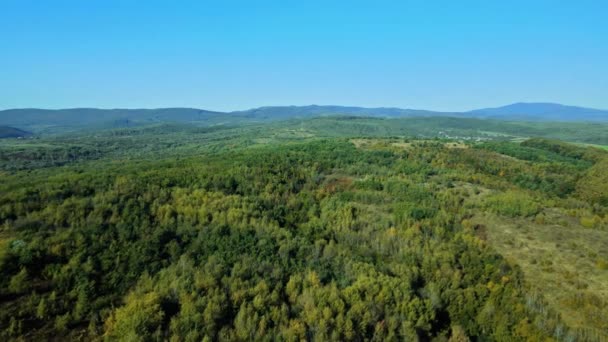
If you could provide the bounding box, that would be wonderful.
[1,0,607,112]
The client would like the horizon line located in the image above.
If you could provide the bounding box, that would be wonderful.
[1,101,607,113]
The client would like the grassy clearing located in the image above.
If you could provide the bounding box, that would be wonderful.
[350,138,467,150]
[574,142,608,151]
[445,141,468,149]
[472,211,608,337]
[0,141,60,149]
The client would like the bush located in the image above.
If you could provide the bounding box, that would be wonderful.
[484,191,540,217]
[8,268,29,294]
[55,313,71,333]
[580,216,596,228]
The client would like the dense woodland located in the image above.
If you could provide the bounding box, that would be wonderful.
[0,119,607,341]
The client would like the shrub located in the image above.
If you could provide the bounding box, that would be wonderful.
[484,191,540,217]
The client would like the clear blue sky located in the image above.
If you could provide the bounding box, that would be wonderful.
[1,0,607,111]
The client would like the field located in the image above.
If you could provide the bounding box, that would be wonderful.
[471,211,608,339]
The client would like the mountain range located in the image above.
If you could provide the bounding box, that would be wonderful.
[0,102,606,133]
[469,102,608,121]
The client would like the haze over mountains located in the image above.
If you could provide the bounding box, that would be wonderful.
[1,102,606,134]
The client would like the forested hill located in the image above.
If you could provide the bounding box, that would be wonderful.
[0,126,31,139]
[470,102,608,121]
[230,105,451,119]
[1,102,607,134]
[0,108,225,131]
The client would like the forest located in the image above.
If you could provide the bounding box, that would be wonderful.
[0,119,607,341]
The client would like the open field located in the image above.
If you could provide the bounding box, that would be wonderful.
[471,212,608,339]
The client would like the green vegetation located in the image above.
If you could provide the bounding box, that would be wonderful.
[473,212,608,338]
[2,116,608,172]
[0,121,607,341]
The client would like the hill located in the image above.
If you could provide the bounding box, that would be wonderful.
[0,108,226,133]
[248,103,606,122]
[0,106,451,133]
[231,105,450,119]
[470,102,608,121]
[2,103,606,134]
[0,126,31,139]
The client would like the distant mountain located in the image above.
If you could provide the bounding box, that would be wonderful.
[0,126,32,138]
[1,106,449,133]
[236,103,607,122]
[469,103,608,121]
[0,108,225,133]
[0,108,225,131]
[231,105,449,119]
[1,103,605,134]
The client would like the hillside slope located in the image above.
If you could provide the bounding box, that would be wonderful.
[0,126,31,138]
[0,108,225,132]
